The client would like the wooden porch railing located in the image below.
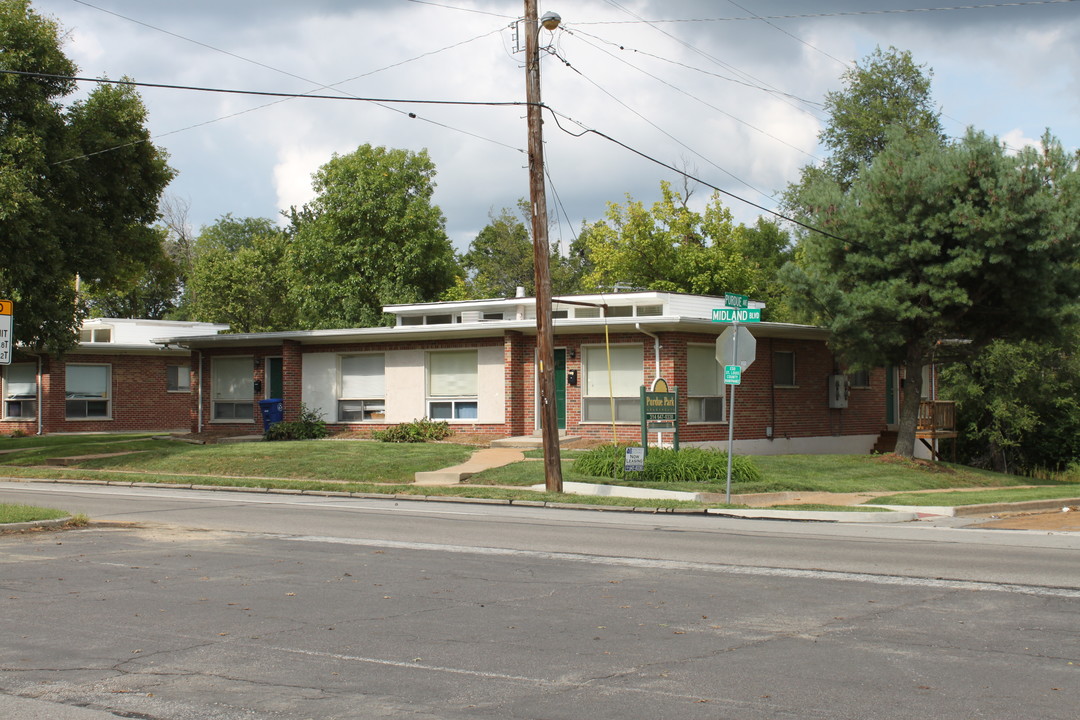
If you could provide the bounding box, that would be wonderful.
[917,400,956,433]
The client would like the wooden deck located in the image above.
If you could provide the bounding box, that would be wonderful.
[916,400,957,461]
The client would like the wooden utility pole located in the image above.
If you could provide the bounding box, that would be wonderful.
[524,0,563,493]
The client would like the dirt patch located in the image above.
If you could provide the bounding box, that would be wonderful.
[871,453,957,473]
[967,507,1080,531]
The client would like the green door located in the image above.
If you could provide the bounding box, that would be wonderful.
[554,349,567,430]
[267,357,284,399]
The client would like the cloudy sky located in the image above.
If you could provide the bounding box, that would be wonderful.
[28,0,1080,251]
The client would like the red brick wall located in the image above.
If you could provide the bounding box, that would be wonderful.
[0,353,194,434]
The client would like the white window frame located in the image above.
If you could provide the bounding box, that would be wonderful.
[581,344,642,423]
[427,349,479,421]
[774,351,796,387]
[3,363,38,420]
[211,356,255,422]
[686,344,726,423]
[65,363,112,420]
[167,364,191,393]
[338,353,386,422]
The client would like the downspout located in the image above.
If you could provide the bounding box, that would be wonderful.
[36,355,43,436]
[197,349,204,434]
[636,324,662,446]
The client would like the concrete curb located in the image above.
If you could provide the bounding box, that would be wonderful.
[708,508,919,523]
[868,497,1080,518]
[0,515,74,532]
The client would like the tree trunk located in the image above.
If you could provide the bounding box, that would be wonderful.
[893,349,926,458]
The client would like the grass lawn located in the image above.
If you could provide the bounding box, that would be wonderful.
[0,503,71,524]
[1,434,1073,509]
[870,485,1080,507]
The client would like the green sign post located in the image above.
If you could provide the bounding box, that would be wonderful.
[713,300,761,502]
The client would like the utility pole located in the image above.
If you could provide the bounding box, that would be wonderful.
[524,0,563,493]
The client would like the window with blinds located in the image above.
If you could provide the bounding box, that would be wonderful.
[3,363,37,419]
[212,356,254,421]
[427,350,478,420]
[687,345,725,422]
[339,354,386,421]
[66,364,111,419]
[582,345,641,422]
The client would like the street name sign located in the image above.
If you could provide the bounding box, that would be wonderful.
[723,292,749,309]
[711,307,761,323]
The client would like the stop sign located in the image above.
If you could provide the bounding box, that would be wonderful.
[716,325,756,370]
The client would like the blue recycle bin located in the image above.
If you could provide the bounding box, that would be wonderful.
[259,399,284,431]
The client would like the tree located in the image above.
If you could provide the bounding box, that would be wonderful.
[782,129,1080,457]
[286,144,458,328]
[577,181,791,316]
[83,228,182,319]
[461,205,535,298]
[0,0,174,353]
[941,330,1080,474]
[818,46,944,189]
[186,215,296,333]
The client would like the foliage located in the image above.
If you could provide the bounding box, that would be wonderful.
[783,128,1080,456]
[372,417,452,443]
[577,181,793,319]
[817,46,944,189]
[572,445,762,484]
[460,204,535,298]
[941,332,1080,473]
[263,404,328,442]
[84,227,182,319]
[0,0,175,353]
[185,214,297,332]
[286,144,457,328]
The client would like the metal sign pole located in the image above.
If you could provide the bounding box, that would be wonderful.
[725,319,738,503]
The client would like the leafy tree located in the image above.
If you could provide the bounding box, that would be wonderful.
[84,228,182,319]
[186,215,296,333]
[0,0,174,353]
[286,144,457,328]
[577,181,791,316]
[782,129,1080,458]
[942,331,1080,474]
[818,46,944,189]
[461,205,535,298]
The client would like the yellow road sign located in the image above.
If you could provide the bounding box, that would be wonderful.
[0,300,12,315]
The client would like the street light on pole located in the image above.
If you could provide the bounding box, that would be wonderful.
[524,1,563,493]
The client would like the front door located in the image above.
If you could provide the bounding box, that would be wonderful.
[267,357,284,400]
[554,349,567,430]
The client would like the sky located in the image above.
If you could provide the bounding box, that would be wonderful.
[25,0,1080,253]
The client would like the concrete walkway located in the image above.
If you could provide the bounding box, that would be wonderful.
[414,448,525,486]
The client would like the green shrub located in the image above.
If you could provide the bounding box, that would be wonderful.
[372,417,451,443]
[264,404,329,441]
[573,445,762,484]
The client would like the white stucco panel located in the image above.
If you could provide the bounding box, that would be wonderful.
[301,353,337,422]
[477,345,505,424]
[385,349,426,423]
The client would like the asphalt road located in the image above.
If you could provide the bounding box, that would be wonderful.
[1,481,1077,719]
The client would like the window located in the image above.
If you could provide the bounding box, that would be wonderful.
[339,354,385,422]
[849,369,870,388]
[3,363,37,419]
[78,327,112,343]
[582,345,641,422]
[482,312,504,321]
[167,364,191,392]
[574,307,600,319]
[66,364,111,418]
[687,345,725,422]
[427,350,478,420]
[636,304,663,317]
[773,351,795,387]
[212,357,254,421]
[400,316,423,326]
[605,305,633,318]
[551,310,568,319]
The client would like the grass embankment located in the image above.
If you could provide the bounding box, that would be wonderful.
[873,485,1080,507]
[1,433,1073,509]
[0,503,70,524]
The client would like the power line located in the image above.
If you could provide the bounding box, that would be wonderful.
[576,1,1080,25]
[403,0,517,19]
[723,0,849,69]
[543,107,857,247]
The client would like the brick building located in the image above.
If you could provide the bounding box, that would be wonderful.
[1,318,227,435]
[160,292,898,454]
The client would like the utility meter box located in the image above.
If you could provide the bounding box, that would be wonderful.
[828,375,850,409]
